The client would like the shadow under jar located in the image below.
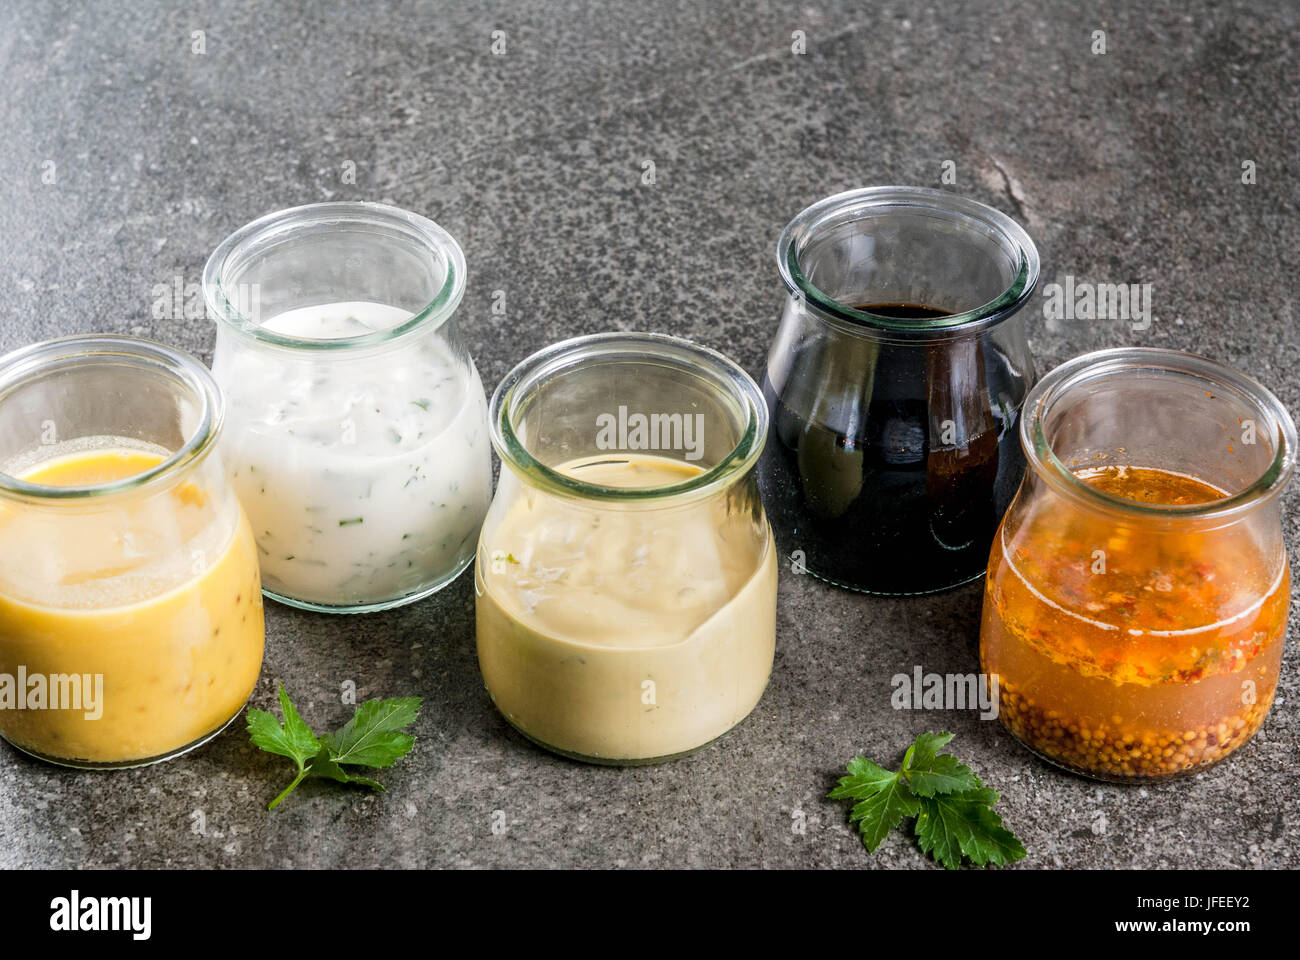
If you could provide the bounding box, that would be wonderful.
[0,336,264,768]
[204,202,492,613]
[475,333,777,764]
[981,348,1295,782]
[761,186,1039,595]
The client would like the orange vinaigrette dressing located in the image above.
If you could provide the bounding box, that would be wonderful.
[981,465,1289,780]
[0,448,264,764]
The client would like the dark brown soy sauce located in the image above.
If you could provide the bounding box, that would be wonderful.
[758,303,1024,595]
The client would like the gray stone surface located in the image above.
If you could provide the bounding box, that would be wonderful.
[0,0,1297,869]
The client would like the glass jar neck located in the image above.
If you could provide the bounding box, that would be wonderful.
[1022,347,1296,529]
[777,185,1039,342]
[203,201,466,355]
[491,332,768,505]
[0,335,222,503]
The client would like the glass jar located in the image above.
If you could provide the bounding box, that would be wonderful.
[981,348,1295,782]
[761,186,1039,595]
[204,201,492,613]
[0,336,265,768]
[475,333,777,764]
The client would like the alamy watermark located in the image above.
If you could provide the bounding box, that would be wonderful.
[1042,275,1153,331]
[0,667,104,719]
[891,666,1000,720]
[595,406,705,461]
[50,890,150,940]
[151,276,262,323]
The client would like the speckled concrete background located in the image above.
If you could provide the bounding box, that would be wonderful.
[0,0,1296,869]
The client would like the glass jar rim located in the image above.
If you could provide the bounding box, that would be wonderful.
[777,185,1040,336]
[0,335,223,502]
[202,200,467,352]
[1024,346,1297,522]
[490,332,768,503]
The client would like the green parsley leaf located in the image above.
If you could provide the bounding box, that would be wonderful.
[247,686,422,810]
[906,752,981,798]
[319,697,421,768]
[903,735,982,798]
[246,684,320,772]
[829,731,1026,869]
[307,749,387,792]
[829,757,919,852]
[915,788,1027,870]
[903,730,954,772]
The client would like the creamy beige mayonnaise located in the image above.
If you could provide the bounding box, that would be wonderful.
[475,454,777,762]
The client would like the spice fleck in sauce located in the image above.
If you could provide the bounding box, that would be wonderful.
[981,465,1288,780]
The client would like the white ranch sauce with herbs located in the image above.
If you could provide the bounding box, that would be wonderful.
[217,301,490,607]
